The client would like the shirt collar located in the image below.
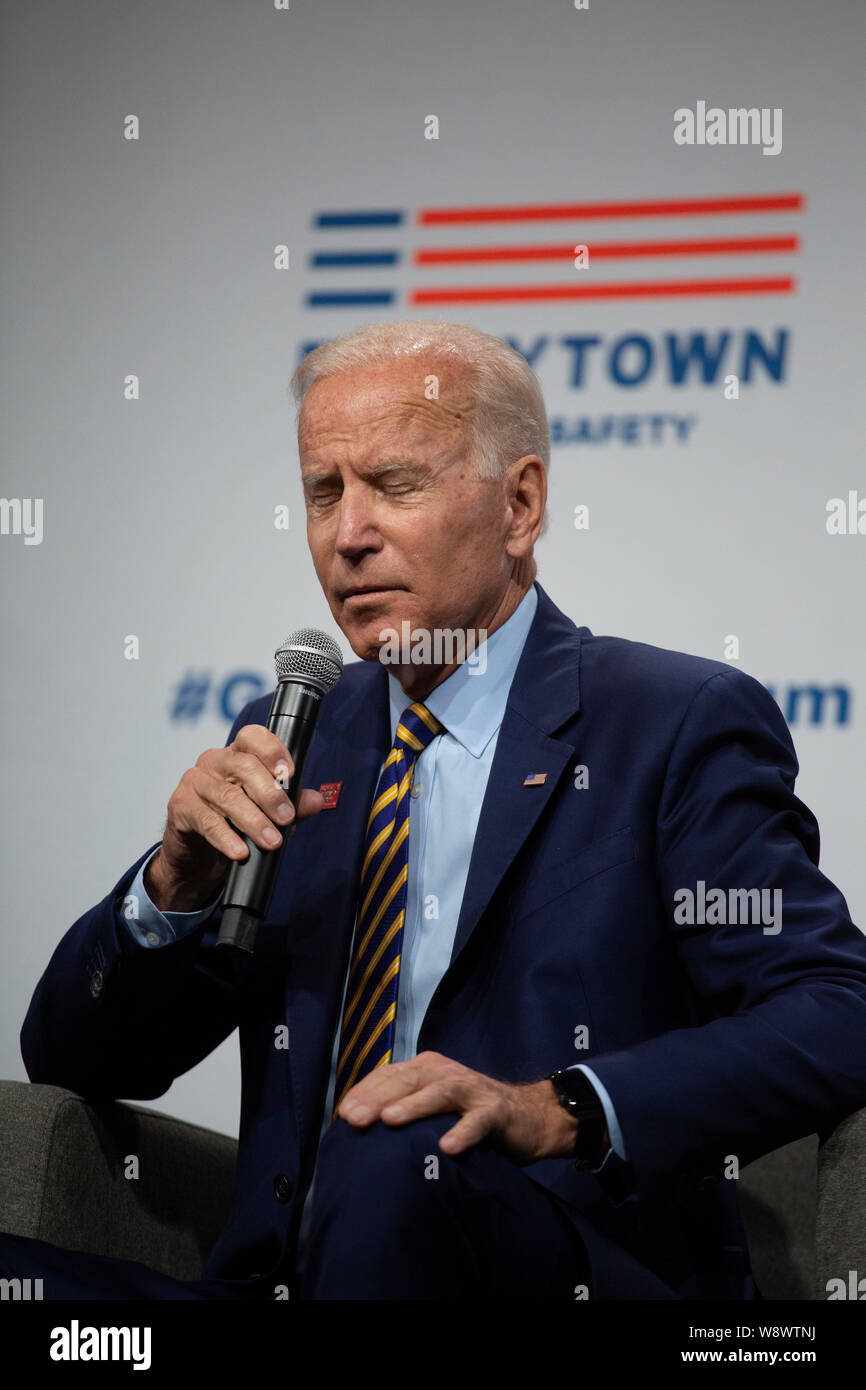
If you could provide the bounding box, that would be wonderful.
[387,583,538,759]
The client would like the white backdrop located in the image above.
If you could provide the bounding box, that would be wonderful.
[2,0,863,1139]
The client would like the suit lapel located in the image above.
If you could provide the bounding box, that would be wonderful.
[448,582,584,966]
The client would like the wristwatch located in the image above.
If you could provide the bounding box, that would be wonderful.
[548,1067,609,1171]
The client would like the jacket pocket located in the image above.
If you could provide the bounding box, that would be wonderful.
[507,826,637,921]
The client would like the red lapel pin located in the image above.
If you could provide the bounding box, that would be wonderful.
[319,781,342,808]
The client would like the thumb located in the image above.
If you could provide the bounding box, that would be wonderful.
[294,787,326,822]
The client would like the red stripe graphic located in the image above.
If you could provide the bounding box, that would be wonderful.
[418,194,804,224]
[409,277,795,305]
[414,235,800,265]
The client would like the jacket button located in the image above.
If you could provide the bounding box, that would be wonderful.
[273,1173,293,1204]
[89,970,104,998]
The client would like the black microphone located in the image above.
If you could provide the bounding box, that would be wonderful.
[216,627,343,954]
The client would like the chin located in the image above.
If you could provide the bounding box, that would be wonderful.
[341,592,412,633]
[338,613,392,664]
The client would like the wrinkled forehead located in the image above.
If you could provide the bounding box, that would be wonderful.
[297,358,479,459]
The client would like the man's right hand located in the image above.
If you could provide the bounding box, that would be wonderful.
[144,725,326,913]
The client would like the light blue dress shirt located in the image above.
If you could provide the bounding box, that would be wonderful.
[121,584,627,1266]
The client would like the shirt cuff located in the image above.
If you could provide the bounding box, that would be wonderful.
[119,847,223,948]
[570,1064,636,1204]
[571,1063,628,1162]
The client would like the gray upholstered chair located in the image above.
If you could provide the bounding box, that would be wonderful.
[0,1081,236,1283]
[1,1079,864,1297]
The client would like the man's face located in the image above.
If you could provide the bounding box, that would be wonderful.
[299,358,521,662]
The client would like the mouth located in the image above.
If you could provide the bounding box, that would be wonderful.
[341,586,399,601]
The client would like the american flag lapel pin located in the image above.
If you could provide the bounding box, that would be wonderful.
[523,772,548,787]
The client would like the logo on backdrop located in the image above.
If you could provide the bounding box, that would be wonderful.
[297,191,802,448]
[185,193,836,735]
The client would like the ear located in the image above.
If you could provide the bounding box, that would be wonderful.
[505,456,547,555]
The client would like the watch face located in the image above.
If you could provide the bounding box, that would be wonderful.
[552,1069,604,1118]
[550,1071,608,1166]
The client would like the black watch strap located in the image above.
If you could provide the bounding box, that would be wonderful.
[548,1067,609,1171]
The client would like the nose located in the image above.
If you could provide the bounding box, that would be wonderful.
[334,483,382,557]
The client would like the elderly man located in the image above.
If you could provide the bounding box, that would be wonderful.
[6,321,866,1301]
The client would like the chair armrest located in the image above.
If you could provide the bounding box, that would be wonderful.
[0,1080,237,1282]
[738,1133,817,1300]
[816,1105,866,1300]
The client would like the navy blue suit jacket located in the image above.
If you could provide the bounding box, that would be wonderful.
[21,582,866,1298]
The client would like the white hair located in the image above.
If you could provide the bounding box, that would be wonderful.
[288,320,550,503]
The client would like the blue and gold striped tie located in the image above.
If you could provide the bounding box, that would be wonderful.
[332,701,444,1115]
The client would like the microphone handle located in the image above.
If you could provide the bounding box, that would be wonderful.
[216,680,324,953]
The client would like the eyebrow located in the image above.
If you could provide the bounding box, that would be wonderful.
[301,459,431,488]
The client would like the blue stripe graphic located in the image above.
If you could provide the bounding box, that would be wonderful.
[314,211,405,228]
[306,291,396,307]
[310,251,401,267]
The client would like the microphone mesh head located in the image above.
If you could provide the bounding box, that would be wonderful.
[274,628,343,691]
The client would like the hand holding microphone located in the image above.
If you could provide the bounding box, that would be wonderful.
[145,629,343,952]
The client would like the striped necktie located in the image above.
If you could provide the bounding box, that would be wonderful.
[332,701,444,1115]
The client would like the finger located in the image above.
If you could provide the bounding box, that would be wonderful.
[227,730,324,826]
[189,762,290,854]
[294,787,326,822]
[170,770,252,862]
[232,724,296,783]
[210,742,302,831]
[352,1057,476,1120]
[379,1083,459,1126]
[438,1108,497,1156]
[338,1057,474,1125]
[231,724,298,806]
[336,1062,429,1123]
